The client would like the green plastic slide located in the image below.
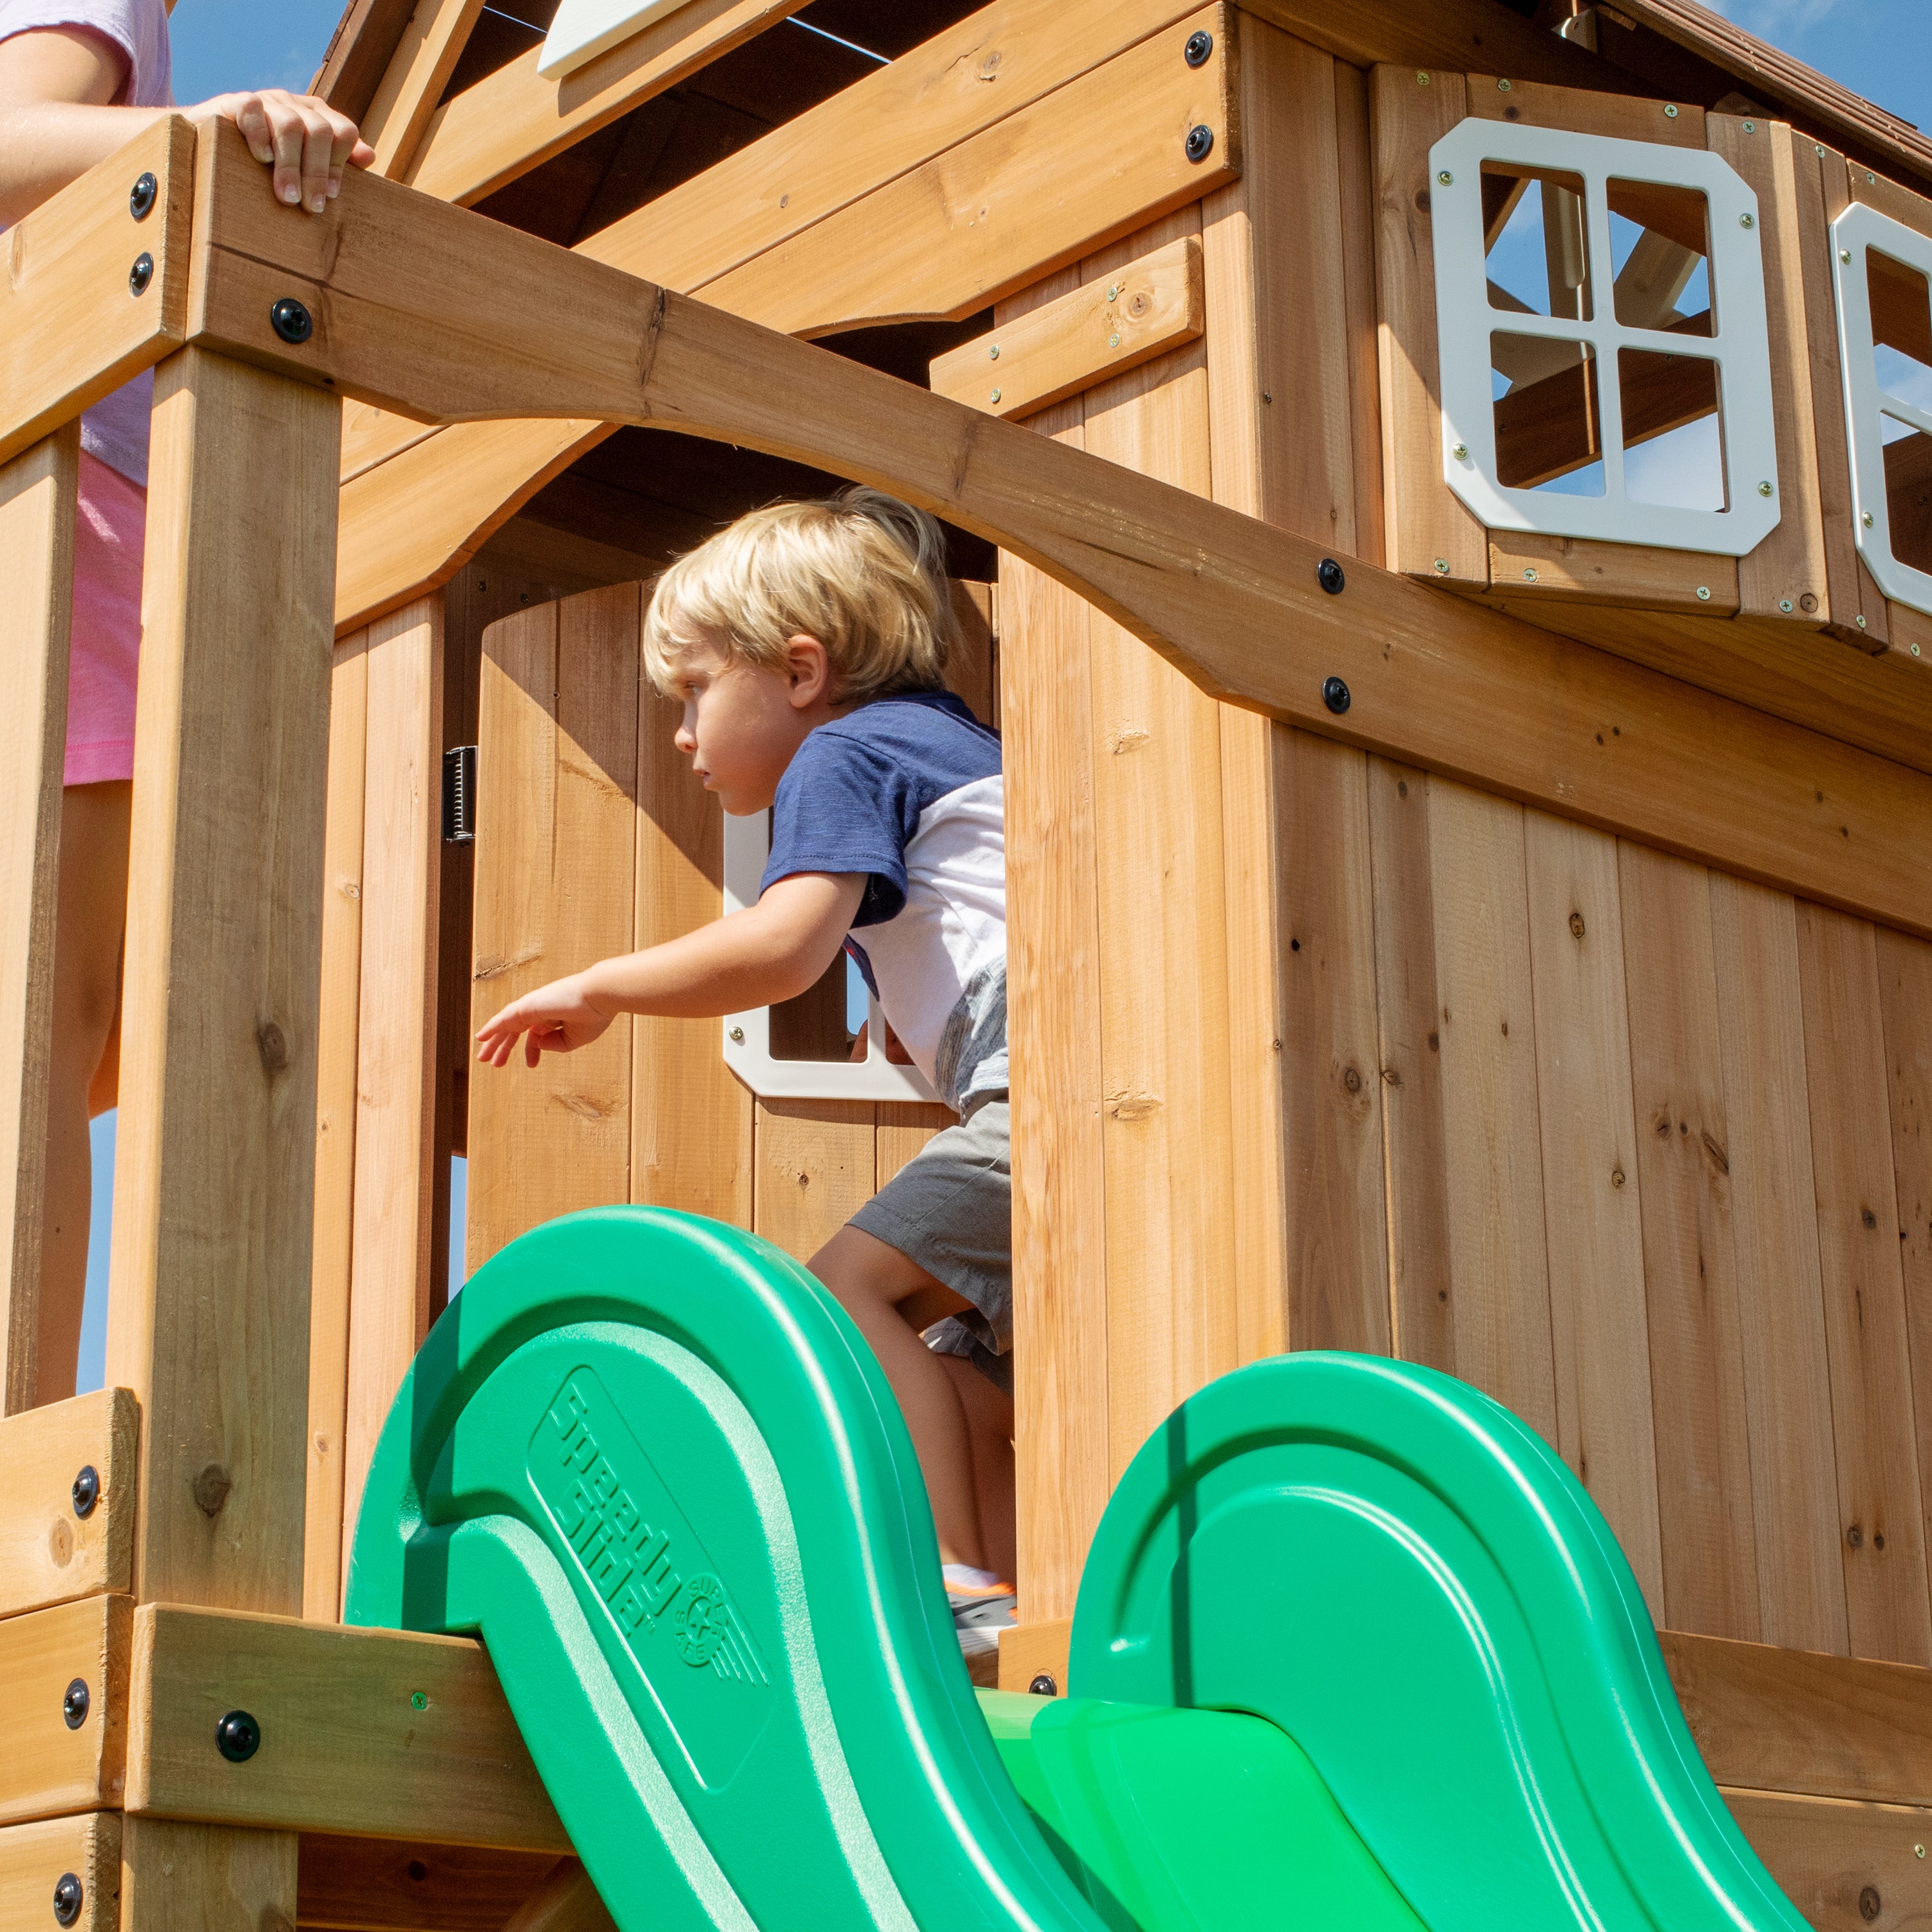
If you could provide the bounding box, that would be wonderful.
[347,1207,1811,1932]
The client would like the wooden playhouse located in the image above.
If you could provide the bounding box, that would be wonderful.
[8,0,1932,1924]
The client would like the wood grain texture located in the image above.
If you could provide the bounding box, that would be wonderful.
[1522,813,1663,1612]
[1618,843,1760,1642]
[296,1836,556,1932]
[118,1819,298,1932]
[469,589,640,1269]
[0,1387,137,1620]
[0,430,75,1412]
[1487,539,1738,616]
[1709,873,1848,1655]
[1722,1788,1932,1932]
[1372,64,1486,586]
[1367,760,1455,1373]
[0,1595,131,1825]
[127,1607,566,1852]
[876,1106,954,1190]
[1426,779,1557,1444]
[305,633,370,1622]
[0,1814,117,1932]
[752,1101,875,1264]
[933,239,1205,423]
[106,349,339,1615]
[499,1861,614,1932]
[341,599,444,1588]
[996,1618,1073,1696]
[1796,904,1932,1665]
[361,0,486,179]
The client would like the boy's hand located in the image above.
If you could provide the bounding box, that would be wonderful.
[475,973,614,1068]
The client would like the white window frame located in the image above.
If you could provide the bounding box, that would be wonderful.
[1428,118,1781,556]
[1831,200,1932,616]
[719,810,940,1104]
[538,0,699,79]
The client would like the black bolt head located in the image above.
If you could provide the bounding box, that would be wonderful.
[129,253,153,298]
[1184,29,1213,66]
[62,1679,89,1730]
[53,1873,82,1928]
[129,172,158,221]
[1316,558,1346,595]
[71,1465,99,1518]
[1322,676,1352,715]
[269,298,314,346]
[215,1709,261,1763]
[1185,124,1215,164]
[1028,1672,1058,1696]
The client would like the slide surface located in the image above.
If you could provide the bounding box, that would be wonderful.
[347,1208,1808,1932]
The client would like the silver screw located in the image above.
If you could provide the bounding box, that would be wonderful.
[1743,120,1756,133]
[1779,599,1794,612]
[1438,169,1453,185]
[1106,285,1120,301]
[1841,249,1853,263]
[1416,70,1430,85]
[989,345,999,360]
[1917,1844,1927,1859]
[1696,585,1712,600]
[1817,146,1828,157]
[1498,77,1513,92]
[728,1026,744,1043]
[1757,480,1774,497]
[1857,614,1868,628]
[1739,213,1755,229]
[1434,558,1450,573]
[1915,644,1924,658]
[1864,511,1876,527]
[1109,333,1121,347]
[1452,442,1469,460]
[990,388,1002,404]
[1869,172,1878,184]
[1664,104,1679,118]
[1524,567,1539,582]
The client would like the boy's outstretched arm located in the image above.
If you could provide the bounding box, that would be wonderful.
[475,871,865,1069]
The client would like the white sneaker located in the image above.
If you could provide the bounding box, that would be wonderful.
[943,1566,1017,1660]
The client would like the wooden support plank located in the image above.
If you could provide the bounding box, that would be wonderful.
[468,587,640,1272]
[1487,540,1739,616]
[1795,905,1932,1666]
[305,635,371,1624]
[340,600,444,1587]
[1466,70,1705,146]
[104,348,338,1615]
[498,1862,612,1932]
[875,1107,954,1191]
[360,0,487,181]
[931,239,1204,422]
[0,429,77,1412]
[1426,779,1558,1445]
[996,1619,1073,1697]
[1240,0,1600,87]
[0,1814,120,1932]
[1617,843,1760,1643]
[1332,58,1386,572]
[698,9,1236,341]
[126,1608,567,1853]
[0,1388,137,1620]
[630,680,750,1226]
[1723,1788,1932,1932]
[1522,812,1664,1615]
[119,1819,297,1932]
[0,1596,131,1826]
[751,1101,875,1265]
[297,1836,556,1932]
[407,0,811,205]
[1372,64,1486,588]
[0,118,194,468]
[1708,875,1848,1656]
[1366,761,1455,1374]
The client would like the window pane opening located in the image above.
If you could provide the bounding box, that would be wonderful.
[1869,249,1932,411]
[769,951,858,1061]
[1493,332,1604,493]
[1483,164,1593,321]
[1883,415,1932,574]
[1606,180,1711,336]
[1620,350,1726,510]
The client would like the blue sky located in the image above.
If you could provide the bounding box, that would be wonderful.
[70,0,1932,1392]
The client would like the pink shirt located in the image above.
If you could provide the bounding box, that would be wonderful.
[0,0,173,484]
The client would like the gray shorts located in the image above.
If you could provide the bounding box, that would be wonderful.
[849,1092,1011,1393]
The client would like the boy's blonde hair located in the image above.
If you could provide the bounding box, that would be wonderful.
[643,489,960,705]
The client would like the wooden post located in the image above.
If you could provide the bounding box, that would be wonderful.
[104,346,339,1614]
[0,426,77,1413]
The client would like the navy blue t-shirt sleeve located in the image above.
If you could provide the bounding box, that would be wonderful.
[761,726,921,923]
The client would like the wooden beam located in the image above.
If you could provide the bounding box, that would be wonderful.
[406,0,811,207]
[0,1388,137,1620]
[0,1814,120,1932]
[1722,1787,1932,1932]
[0,117,194,468]
[103,348,339,1615]
[1239,0,1603,88]
[183,120,1932,940]
[126,1608,569,1854]
[119,1819,297,1932]
[930,238,1205,421]
[498,1862,612,1932]
[0,429,76,1412]
[359,0,487,182]
[0,1596,131,1826]
[296,1835,556,1932]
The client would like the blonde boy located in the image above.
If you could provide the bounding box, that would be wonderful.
[475,491,1015,1658]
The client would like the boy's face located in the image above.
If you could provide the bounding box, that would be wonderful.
[667,632,828,815]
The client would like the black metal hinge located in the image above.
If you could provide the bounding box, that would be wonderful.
[443,745,477,845]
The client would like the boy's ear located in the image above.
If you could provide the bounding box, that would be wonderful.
[783,634,833,709]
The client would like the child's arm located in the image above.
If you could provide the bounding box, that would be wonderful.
[475,871,866,1070]
[0,28,372,226]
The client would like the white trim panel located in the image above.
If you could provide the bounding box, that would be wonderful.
[719,810,940,1104]
[1831,199,1932,616]
[1428,117,1781,555]
[538,0,700,79]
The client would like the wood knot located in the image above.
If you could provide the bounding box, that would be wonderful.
[1341,1066,1363,1096]
[48,1518,73,1566]
[1568,911,1586,940]
[1611,1168,1625,1188]
[256,1021,289,1072]
[193,1464,232,1518]
[1847,1522,1865,1550]
[1863,1207,1879,1229]
[1860,1888,1880,1923]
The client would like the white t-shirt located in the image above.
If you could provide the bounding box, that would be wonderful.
[0,0,173,484]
